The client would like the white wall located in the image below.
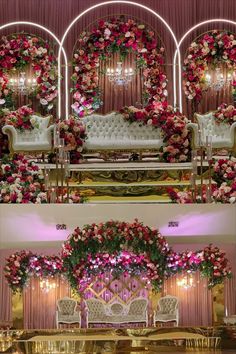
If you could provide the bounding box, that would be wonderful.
[0,204,235,249]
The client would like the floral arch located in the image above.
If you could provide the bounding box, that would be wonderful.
[0,33,58,111]
[183,30,236,104]
[71,16,168,117]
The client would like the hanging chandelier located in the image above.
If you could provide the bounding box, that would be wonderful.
[205,67,233,91]
[9,72,37,94]
[40,278,57,293]
[106,62,134,87]
[177,273,195,289]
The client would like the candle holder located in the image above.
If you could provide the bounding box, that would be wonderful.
[206,135,213,203]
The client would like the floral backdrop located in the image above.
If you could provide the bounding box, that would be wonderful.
[4,220,232,293]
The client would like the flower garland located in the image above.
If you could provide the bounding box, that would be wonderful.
[167,246,231,288]
[73,251,160,292]
[214,103,236,125]
[0,34,58,109]
[120,103,191,162]
[71,17,167,117]
[4,252,63,293]
[62,219,170,291]
[58,115,87,163]
[183,30,236,103]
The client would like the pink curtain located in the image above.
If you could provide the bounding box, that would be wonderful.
[0,250,12,327]
[23,277,70,329]
[163,272,213,326]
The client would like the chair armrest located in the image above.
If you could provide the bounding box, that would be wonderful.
[186,122,199,149]
[230,122,236,143]
[2,124,17,140]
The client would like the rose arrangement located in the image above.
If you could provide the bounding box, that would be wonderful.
[213,158,236,185]
[214,103,236,125]
[62,219,170,291]
[183,30,236,103]
[73,251,160,292]
[71,17,167,117]
[212,157,236,203]
[200,245,232,288]
[4,250,33,292]
[58,115,87,163]
[0,34,58,109]
[4,252,63,292]
[0,154,47,203]
[3,105,35,131]
[121,102,191,162]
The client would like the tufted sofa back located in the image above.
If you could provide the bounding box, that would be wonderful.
[82,112,163,151]
[158,296,178,314]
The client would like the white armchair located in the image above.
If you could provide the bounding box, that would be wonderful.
[2,114,54,153]
[153,295,179,327]
[186,112,236,153]
[56,297,81,329]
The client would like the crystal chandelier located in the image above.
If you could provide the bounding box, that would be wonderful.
[106,61,134,87]
[177,273,194,289]
[40,278,57,293]
[9,72,37,94]
[205,67,233,91]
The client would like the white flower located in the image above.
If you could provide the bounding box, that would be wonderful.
[104,28,111,38]
[0,99,6,105]
[40,98,48,106]
[125,31,131,37]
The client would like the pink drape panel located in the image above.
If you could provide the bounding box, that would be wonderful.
[1,0,236,116]
[0,250,12,327]
[23,277,70,329]
[224,244,236,316]
[163,272,213,326]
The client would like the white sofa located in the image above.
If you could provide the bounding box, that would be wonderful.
[85,297,148,327]
[186,112,236,152]
[2,115,54,153]
[82,112,163,154]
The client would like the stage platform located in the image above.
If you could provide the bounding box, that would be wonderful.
[1,326,236,354]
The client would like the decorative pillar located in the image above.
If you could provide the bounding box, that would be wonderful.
[12,291,23,329]
[212,283,225,325]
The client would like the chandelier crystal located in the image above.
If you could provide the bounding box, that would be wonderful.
[177,273,194,289]
[40,278,57,293]
[205,67,233,91]
[9,72,37,94]
[106,61,134,87]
